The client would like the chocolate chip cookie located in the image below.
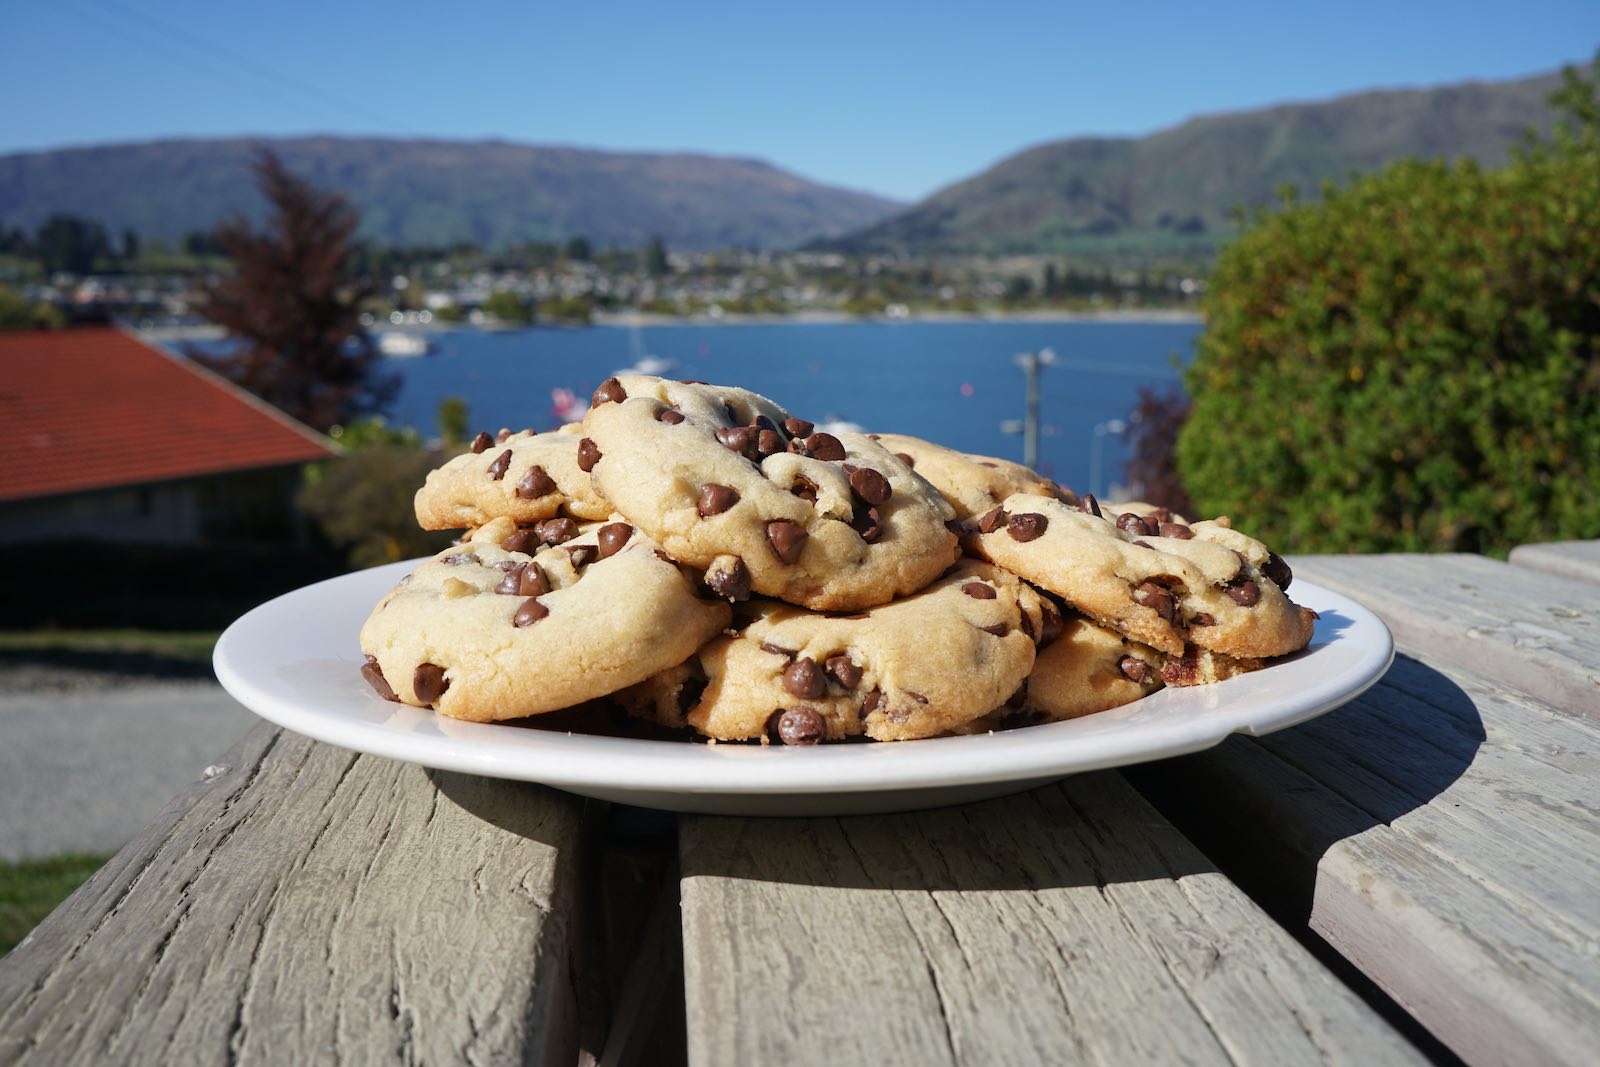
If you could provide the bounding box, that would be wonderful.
[582,375,960,611]
[870,432,1075,520]
[636,561,1045,742]
[358,515,730,722]
[970,493,1314,659]
[414,427,611,530]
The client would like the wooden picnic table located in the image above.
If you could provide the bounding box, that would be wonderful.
[2,546,1597,1065]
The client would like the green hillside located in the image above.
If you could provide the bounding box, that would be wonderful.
[0,137,902,251]
[828,70,1564,257]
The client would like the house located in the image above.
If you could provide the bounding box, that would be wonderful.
[0,327,338,546]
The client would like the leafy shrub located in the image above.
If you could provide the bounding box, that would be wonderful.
[1176,62,1600,555]
[298,419,454,569]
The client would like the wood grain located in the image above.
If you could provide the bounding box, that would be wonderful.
[1509,540,1600,586]
[1127,652,1600,1067]
[0,724,586,1066]
[680,772,1424,1067]
[1291,553,1600,718]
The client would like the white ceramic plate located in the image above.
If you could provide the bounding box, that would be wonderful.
[214,560,1392,816]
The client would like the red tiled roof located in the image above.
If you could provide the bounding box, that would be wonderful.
[0,327,337,503]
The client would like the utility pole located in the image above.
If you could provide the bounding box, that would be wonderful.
[1010,348,1057,470]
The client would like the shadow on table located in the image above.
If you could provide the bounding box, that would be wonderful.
[1123,652,1484,925]
[677,770,1220,891]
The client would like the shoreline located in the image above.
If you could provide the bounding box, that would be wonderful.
[136,307,1202,343]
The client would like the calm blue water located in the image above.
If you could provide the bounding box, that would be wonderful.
[199,320,1201,496]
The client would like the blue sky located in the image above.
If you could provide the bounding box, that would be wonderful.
[5,0,1596,201]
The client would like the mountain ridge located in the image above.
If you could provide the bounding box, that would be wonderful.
[824,69,1566,257]
[0,135,903,251]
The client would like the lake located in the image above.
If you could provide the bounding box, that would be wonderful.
[379,320,1199,497]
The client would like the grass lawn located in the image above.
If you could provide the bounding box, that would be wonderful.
[0,629,219,664]
[1,854,110,955]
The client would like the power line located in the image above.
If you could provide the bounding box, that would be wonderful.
[58,0,406,133]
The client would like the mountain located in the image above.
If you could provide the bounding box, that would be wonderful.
[0,137,903,251]
[827,70,1565,257]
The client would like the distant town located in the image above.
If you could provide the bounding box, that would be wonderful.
[0,218,1203,335]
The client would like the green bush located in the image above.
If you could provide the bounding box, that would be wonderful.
[1177,64,1600,555]
[298,419,455,569]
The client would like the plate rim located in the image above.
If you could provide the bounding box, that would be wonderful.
[213,560,1393,797]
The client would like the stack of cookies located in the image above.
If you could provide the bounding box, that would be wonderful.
[358,375,1316,744]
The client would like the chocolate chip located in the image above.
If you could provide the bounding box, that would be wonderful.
[784,659,827,700]
[1225,580,1260,606]
[698,483,740,517]
[895,452,915,468]
[756,429,784,457]
[413,663,449,704]
[761,642,797,658]
[658,407,685,425]
[1019,609,1036,640]
[487,449,513,480]
[1116,512,1152,536]
[514,598,549,626]
[849,503,882,542]
[1079,493,1102,519]
[470,431,493,454]
[979,622,1009,637]
[1135,581,1177,622]
[504,562,548,596]
[441,552,481,566]
[516,465,556,499]
[962,581,997,600]
[750,414,780,433]
[680,378,708,385]
[577,438,601,472]
[847,466,892,506]
[1119,656,1151,684]
[1145,508,1172,527]
[538,517,579,546]
[592,376,627,406]
[783,417,814,438]
[677,676,708,714]
[860,688,883,720]
[1159,522,1194,539]
[977,506,1008,534]
[501,529,541,554]
[825,654,862,689]
[596,522,633,558]
[1007,513,1048,542]
[802,433,847,461]
[1039,601,1064,646]
[705,558,751,600]
[905,691,929,704]
[495,428,513,444]
[766,519,807,563]
[790,475,819,503]
[360,655,398,701]
[565,544,598,568]
[1263,552,1293,591]
[1190,612,1216,627]
[774,706,825,746]
[1133,540,1153,549]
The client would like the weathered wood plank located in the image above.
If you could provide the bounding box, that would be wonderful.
[680,773,1425,1067]
[1510,539,1600,586]
[1127,653,1600,1067]
[1290,553,1600,718]
[0,724,586,1066]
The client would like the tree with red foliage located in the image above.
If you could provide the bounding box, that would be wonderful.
[192,150,393,432]
[1121,386,1195,516]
